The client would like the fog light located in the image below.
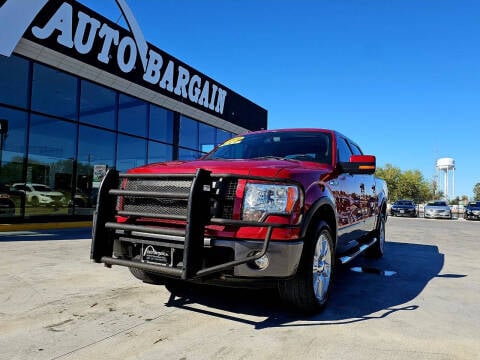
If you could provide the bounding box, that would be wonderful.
[253,254,269,270]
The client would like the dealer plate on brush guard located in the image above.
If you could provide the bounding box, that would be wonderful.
[141,244,171,266]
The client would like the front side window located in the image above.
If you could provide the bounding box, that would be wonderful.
[336,137,353,163]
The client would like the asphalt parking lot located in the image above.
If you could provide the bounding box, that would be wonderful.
[1,217,479,360]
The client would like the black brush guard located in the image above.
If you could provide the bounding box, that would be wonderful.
[91,168,298,280]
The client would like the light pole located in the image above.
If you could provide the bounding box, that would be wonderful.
[0,119,9,176]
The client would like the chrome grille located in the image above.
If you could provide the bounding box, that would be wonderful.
[121,177,238,219]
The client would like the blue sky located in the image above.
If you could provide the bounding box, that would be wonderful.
[79,0,479,199]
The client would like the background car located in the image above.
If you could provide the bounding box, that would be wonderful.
[0,184,15,216]
[390,199,417,217]
[424,200,452,219]
[10,183,66,207]
[464,201,480,220]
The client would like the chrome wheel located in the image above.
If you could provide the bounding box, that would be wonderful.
[312,231,333,304]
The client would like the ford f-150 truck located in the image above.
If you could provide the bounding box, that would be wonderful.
[91,128,388,312]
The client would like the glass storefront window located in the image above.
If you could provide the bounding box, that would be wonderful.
[179,116,198,150]
[0,55,30,109]
[178,147,201,161]
[0,107,28,218]
[199,122,216,154]
[216,129,232,146]
[118,94,147,137]
[80,80,116,130]
[0,56,247,221]
[75,125,116,213]
[149,105,173,143]
[116,135,146,172]
[26,115,76,216]
[31,63,78,120]
[148,141,173,164]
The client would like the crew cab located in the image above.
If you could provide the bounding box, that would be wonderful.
[91,128,388,312]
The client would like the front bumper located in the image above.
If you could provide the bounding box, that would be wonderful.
[391,208,416,216]
[91,168,304,282]
[424,211,451,219]
[465,211,480,220]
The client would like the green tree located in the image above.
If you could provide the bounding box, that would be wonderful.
[376,165,432,203]
[474,183,480,200]
[375,164,401,201]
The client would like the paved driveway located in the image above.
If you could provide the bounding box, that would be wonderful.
[1,218,479,360]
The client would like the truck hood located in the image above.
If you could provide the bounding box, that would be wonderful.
[128,159,332,178]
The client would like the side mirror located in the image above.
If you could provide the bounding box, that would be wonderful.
[338,155,376,174]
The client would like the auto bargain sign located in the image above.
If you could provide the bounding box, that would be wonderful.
[0,0,228,117]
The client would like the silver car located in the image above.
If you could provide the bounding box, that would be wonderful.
[424,200,452,219]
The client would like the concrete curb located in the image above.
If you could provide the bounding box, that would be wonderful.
[0,221,92,232]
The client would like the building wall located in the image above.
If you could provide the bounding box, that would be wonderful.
[0,54,237,220]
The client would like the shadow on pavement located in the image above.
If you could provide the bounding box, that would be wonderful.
[163,241,461,329]
[0,227,92,241]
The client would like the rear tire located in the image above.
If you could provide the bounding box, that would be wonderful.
[366,214,386,258]
[278,221,335,313]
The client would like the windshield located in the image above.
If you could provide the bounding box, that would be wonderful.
[396,201,413,205]
[204,131,332,164]
[427,201,447,206]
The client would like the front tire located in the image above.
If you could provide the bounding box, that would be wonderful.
[31,196,39,207]
[278,221,335,313]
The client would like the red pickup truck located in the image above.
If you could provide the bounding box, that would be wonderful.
[91,128,388,312]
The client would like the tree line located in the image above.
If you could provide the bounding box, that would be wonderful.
[376,164,479,204]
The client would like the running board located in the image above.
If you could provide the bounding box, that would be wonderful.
[338,237,377,265]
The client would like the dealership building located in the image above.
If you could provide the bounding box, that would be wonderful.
[0,0,267,222]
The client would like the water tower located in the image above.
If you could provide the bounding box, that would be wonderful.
[436,158,455,200]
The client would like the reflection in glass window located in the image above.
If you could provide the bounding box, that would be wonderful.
[27,115,76,216]
[76,125,115,211]
[118,94,147,137]
[31,63,78,120]
[0,55,29,109]
[150,105,173,143]
[78,125,115,169]
[80,80,116,129]
[216,129,231,146]
[199,122,216,154]
[148,141,173,164]
[178,147,201,161]
[179,116,198,150]
[0,107,27,183]
[0,107,27,218]
[116,135,146,172]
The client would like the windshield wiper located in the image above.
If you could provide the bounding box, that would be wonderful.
[251,156,286,160]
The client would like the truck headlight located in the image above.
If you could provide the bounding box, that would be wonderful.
[242,183,300,222]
